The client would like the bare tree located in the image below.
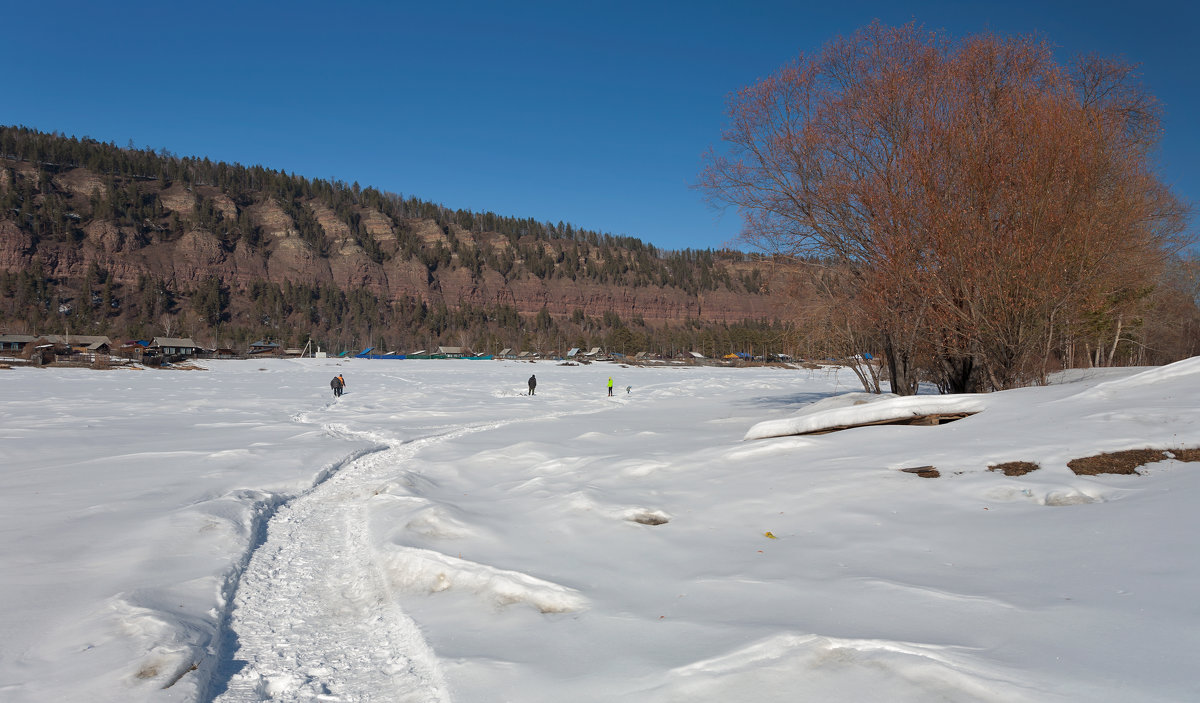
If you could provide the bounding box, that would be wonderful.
[158,313,177,338]
[701,22,1191,393]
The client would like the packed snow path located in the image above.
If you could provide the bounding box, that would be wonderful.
[210,398,595,703]
[212,425,455,702]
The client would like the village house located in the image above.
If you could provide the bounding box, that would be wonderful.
[150,337,201,360]
[248,340,282,355]
[42,335,114,356]
[0,334,35,355]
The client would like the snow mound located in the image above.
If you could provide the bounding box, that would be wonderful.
[402,503,476,539]
[745,394,987,440]
[983,484,1113,506]
[652,633,1045,702]
[379,546,588,613]
[1068,356,1200,399]
[110,597,210,693]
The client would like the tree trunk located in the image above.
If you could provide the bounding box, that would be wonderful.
[939,355,976,394]
[883,332,919,395]
[1106,314,1124,366]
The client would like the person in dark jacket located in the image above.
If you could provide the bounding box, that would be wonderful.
[528,374,537,395]
[331,375,344,397]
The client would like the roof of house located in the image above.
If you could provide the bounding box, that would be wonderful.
[151,337,198,348]
[0,334,35,343]
[437,346,466,354]
[249,340,280,348]
[41,335,113,346]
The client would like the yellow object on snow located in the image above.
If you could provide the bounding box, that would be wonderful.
[764,531,777,539]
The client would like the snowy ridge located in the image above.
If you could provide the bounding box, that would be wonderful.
[378,546,588,614]
[1064,356,1200,399]
[656,633,1052,702]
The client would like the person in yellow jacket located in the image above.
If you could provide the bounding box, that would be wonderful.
[607,376,614,396]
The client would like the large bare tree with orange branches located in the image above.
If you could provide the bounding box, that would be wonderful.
[701,22,1191,393]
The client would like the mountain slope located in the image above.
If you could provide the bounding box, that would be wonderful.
[0,126,792,353]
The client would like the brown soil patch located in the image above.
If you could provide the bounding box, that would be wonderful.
[1169,448,1200,462]
[1067,449,1169,476]
[900,465,940,478]
[988,461,1040,476]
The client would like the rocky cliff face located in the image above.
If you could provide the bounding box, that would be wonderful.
[1,162,790,326]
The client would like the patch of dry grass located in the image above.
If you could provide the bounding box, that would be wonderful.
[1169,448,1200,462]
[1067,449,1169,475]
[988,461,1040,476]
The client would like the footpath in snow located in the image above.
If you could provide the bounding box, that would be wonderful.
[213,392,602,700]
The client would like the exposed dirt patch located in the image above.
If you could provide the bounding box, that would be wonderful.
[1068,449,1169,475]
[989,461,1040,476]
[1169,447,1200,462]
[900,465,940,478]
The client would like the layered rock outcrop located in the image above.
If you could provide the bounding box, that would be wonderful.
[0,163,789,325]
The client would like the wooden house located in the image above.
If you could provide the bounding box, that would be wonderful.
[0,334,35,355]
[248,340,282,355]
[43,335,113,355]
[150,337,201,360]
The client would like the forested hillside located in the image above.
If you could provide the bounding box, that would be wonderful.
[0,126,795,357]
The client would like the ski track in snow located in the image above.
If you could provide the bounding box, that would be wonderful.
[210,405,602,702]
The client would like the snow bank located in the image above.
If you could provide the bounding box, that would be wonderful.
[743,392,988,440]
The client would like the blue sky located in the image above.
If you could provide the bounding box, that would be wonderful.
[2,1,1196,252]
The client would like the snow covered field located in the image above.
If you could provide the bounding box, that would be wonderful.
[2,357,1199,702]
